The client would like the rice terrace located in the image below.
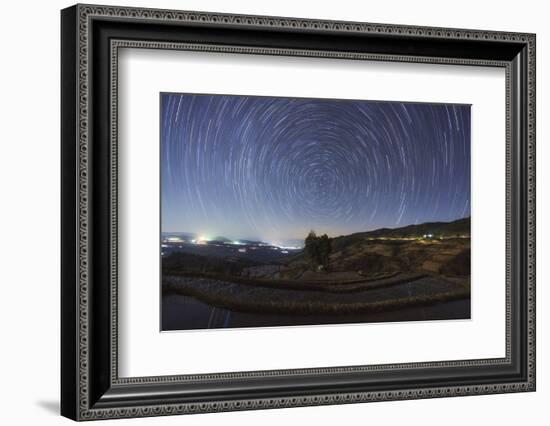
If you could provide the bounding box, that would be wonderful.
[161,217,470,330]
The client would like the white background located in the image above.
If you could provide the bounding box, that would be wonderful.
[0,0,547,425]
[119,50,505,377]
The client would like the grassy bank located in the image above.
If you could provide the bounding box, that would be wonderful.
[163,275,470,316]
[163,270,432,294]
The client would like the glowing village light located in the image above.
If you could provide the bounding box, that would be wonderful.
[166,236,182,242]
[195,235,211,245]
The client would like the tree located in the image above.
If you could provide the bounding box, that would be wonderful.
[304,230,332,271]
[318,234,332,270]
[304,230,320,269]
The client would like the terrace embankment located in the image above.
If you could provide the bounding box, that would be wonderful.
[163,273,469,316]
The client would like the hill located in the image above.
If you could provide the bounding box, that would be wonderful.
[278,217,470,281]
[344,217,470,239]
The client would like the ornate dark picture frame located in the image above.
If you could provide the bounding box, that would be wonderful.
[61,4,536,421]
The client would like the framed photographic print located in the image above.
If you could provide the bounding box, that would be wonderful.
[61,4,536,421]
[160,93,473,331]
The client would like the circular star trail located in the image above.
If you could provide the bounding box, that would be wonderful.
[161,94,470,243]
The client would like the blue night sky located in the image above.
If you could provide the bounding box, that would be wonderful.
[161,93,470,244]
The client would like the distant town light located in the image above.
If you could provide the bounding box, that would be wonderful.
[195,235,211,244]
[195,237,209,245]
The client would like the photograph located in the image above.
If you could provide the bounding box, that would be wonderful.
[160,93,472,331]
[57,3,536,420]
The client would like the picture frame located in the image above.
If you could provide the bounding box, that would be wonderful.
[61,3,536,421]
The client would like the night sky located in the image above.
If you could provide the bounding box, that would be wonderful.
[161,93,470,245]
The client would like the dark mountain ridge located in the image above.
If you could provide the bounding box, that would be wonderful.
[338,217,470,240]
